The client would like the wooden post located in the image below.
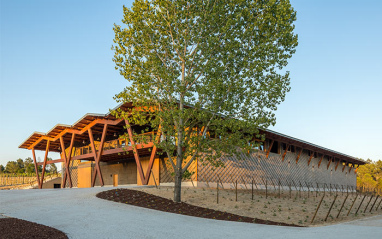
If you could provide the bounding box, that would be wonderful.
[40,140,50,189]
[364,195,374,213]
[355,195,367,215]
[305,182,310,198]
[336,193,349,218]
[235,180,238,202]
[370,195,379,212]
[31,148,41,189]
[251,179,254,200]
[298,181,302,198]
[217,181,219,204]
[311,194,325,224]
[347,194,358,216]
[253,177,258,190]
[316,182,318,197]
[325,194,338,221]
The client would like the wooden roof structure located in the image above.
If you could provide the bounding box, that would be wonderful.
[19,102,366,189]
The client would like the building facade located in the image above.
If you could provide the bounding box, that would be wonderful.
[19,103,365,190]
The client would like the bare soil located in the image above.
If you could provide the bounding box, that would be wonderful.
[96,188,302,227]
[0,218,68,239]
[133,186,382,227]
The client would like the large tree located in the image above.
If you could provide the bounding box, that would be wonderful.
[112,0,298,202]
[5,161,20,174]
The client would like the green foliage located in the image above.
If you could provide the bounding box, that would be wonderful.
[357,159,382,193]
[2,157,57,174]
[24,157,35,174]
[5,161,20,174]
[112,0,297,201]
[47,163,58,174]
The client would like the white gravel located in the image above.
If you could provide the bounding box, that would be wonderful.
[1,186,381,239]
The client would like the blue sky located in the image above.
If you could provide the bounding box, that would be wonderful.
[0,0,381,167]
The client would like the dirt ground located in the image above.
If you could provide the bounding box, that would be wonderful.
[136,186,382,227]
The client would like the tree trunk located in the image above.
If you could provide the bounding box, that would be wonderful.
[174,167,182,202]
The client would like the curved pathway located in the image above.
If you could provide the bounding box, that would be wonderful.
[1,186,381,239]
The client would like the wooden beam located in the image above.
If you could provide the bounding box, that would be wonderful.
[335,159,340,171]
[39,140,50,189]
[37,159,64,165]
[295,148,303,164]
[349,164,353,173]
[327,157,333,170]
[342,163,346,172]
[89,125,108,187]
[61,134,75,188]
[317,154,324,168]
[31,148,41,189]
[60,136,71,188]
[282,144,289,162]
[308,151,315,166]
[143,127,161,185]
[27,119,123,150]
[68,142,153,161]
[266,140,274,159]
[125,119,146,184]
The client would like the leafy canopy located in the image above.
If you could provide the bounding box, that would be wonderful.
[112,0,297,200]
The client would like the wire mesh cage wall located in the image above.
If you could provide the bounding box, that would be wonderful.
[62,160,79,188]
[197,150,356,191]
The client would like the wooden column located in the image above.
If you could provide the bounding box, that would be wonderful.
[143,127,161,185]
[89,124,108,187]
[61,134,75,188]
[125,119,146,184]
[31,148,41,189]
[40,140,50,189]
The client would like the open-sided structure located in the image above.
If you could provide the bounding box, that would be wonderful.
[19,103,366,190]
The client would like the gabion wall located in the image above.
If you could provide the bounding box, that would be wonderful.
[62,160,79,188]
[197,150,356,190]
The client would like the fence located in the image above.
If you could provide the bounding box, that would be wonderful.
[182,172,381,225]
[0,173,60,187]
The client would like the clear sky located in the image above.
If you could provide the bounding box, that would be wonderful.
[0,0,381,168]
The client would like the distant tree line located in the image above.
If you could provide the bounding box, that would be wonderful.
[0,158,57,174]
[357,159,382,194]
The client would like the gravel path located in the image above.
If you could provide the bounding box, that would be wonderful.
[1,186,381,239]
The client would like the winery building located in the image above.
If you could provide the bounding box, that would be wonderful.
[19,102,366,190]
